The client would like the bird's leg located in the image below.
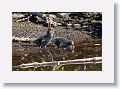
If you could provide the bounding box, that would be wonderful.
[39,46,48,53]
[39,47,42,53]
[44,45,47,49]
[44,46,50,52]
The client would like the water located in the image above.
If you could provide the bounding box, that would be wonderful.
[12,40,102,71]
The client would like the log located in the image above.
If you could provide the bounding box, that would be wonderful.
[13,57,102,69]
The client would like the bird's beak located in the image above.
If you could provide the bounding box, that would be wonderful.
[71,41,75,48]
[69,44,75,49]
[71,45,75,49]
[71,43,75,49]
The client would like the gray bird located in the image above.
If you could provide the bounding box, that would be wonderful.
[53,37,75,49]
[33,28,54,48]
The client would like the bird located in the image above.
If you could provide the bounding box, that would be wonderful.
[53,37,75,49]
[33,27,55,48]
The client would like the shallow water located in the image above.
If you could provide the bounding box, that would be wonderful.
[12,40,102,71]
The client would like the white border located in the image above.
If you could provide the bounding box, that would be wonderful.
[0,0,114,83]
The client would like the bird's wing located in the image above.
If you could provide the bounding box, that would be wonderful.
[60,41,64,47]
[34,36,46,44]
[39,37,46,43]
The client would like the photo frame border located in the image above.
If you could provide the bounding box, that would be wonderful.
[0,0,114,83]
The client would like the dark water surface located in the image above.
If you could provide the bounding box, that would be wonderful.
[12,41,102,71]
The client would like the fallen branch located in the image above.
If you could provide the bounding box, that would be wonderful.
[13,57,102,69]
